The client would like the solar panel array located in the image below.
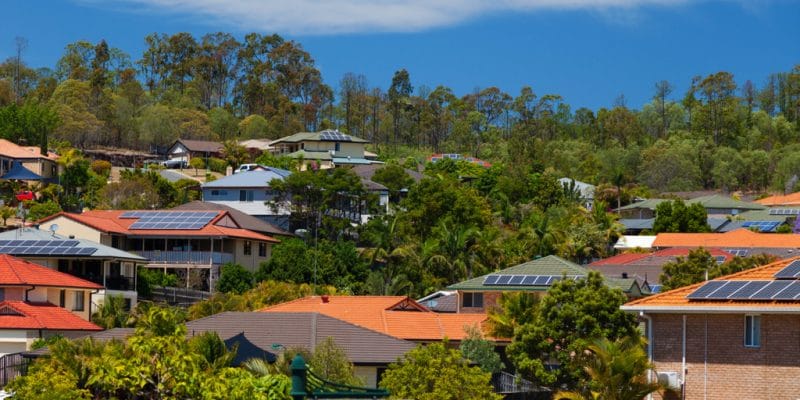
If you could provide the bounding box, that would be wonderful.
[725,249,749,257]
[714,256,726,264]
[483,274,583,286]
[122,211,218,230]
[774,260,800,279]
[319,130,352,142]
[769,208,800,215]
[688,279,800,301]
[741,220,781,232]
[0,239,96,256]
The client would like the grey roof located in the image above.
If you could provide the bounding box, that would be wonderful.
[187,312,415,365]
[273,130,369,144]
[173,139,223,153]
[350,164,423,184]
[202,169,288,189]
[417,291,457,313]
[172,201,292,237]
[361,179,388,192]
[558,178,595,199]
[620,219,654,230]
[0,228,146,261]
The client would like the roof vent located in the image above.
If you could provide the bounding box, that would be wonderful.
[321,295,330,303]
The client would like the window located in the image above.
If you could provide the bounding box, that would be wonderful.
[211,190,220,196]
[258,242,267,257]
[462,292,483,308]
[0,288,5,301]
[73,291,85,311]
[745,315,761,347]
[335,142,341,152]
[59,289,66,308]
[111,236,120,249]
[243,241,252,255]
[239,190,254,202]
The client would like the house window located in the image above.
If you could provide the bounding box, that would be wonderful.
[0,288,5,301]
[335,143,341,152]
[462,292,483,308]
[59,289,66,308]
[73,291,85,311]
[112,236,120,249]
[239,190,254,202]
[745,315,761,347]
[211,190,220,196]
[258,242,267,257]
[243,241,252,255]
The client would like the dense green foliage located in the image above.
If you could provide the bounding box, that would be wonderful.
[508,272,638,389]
[216,263,254,294]
[459,326,504,374]
[380,341,502,400]
[652,199,710,233]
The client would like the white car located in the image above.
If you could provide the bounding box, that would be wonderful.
[234,164,259,174]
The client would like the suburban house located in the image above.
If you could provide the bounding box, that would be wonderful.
[622,256,800,400]
[755,192,800,207]
[558,178,595,210]
[0,254,102,356]
[172,201,292,238]
[652,228,800,259]
[446,255,650,314]
[261,296,489,343]
[201,168,292,229]
[588,248,736,290]
[167,139,223,165]
[0,139,60,184]
[0,227,146,308]
[617,195,766,220]
[270,130,382,170]
[38,210,279,291]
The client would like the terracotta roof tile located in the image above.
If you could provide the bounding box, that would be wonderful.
[39,210,279,243]
[755,192,800,207]
[623,256,800,310]
[0,301,102,331]
[260,296,489,341]
[653,229,800,249]
[0,139,58,160]
[0,254,102,289]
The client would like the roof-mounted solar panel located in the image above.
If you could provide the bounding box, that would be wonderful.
[775,260,800,279]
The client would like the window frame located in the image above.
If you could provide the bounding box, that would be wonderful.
[258,242,267,257]
[243,241,252,256]
[462,292,484,308]
[59,289,66,308]
[73,291,85,312]
[744,314,761,348]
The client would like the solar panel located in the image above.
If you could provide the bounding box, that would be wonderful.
[483,275,499,285]
[715,256,726,264]
[775,260,800,279]
[319,131,353,142]
[0,240,79,247]
[724,249,749,257]
[773,281,800,300]
[522,276,537,285]
[687,281,728,299]
[496,275,512,285]
[0,245,97,256]
[509,275,524,285]
[750,280,794,300]
[730,281,770,298]
[534,276,551,285]
[769,208,800,215]
[741,221,781,232]
[129,211,217,230]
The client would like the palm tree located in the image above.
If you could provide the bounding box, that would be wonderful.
[554,336,662,400]
[91,295,130,329]
[486,292,539,338]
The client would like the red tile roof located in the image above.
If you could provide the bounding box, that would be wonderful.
[591,248,734,266]
[39,210,279,243]
[260,296,491,341]
[653,229,800,249]
[755,192,800,207]
[622,256,800,311]
[0,254,102,289]
[0,301,102,331]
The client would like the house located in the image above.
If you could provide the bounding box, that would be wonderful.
[171,201,292,238]
[187,311,416,388]
[38,210,279,291]
[588,248,735,289]
[167,139,223,164]
[0,227,146,308]
[427,153,491,168]
[270,130,382,170]
[0,254,102,356]
[0,139,60,184]
[755,192,800,207]
[558,178,595,210]
[616,195,766,219]
[446,255,650,314]
[261,296,490,343]
[652,228,800,259]
[621,256,800,400]
[201,168,292,230]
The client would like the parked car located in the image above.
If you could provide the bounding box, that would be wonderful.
[160,160,188,169]
[15,191,34,201]
[234,164,260,174]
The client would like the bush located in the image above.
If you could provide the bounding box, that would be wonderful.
[90,160,113,177]
[28,200,62,221]
[208,157,228,174]
[217,263,253,294]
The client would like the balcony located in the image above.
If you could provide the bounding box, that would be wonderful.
[69,274,136,292]
[134,251,234,265]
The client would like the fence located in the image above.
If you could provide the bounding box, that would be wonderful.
[151,287,212,306]
[135,251,233,265]
[0,353,28,387]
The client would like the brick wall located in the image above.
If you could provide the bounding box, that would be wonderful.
[457,291,502,313]
[650,313,800,400]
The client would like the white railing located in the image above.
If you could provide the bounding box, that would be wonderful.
[134,251,233,265]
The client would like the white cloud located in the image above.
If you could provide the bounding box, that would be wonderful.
[92,0,690,35]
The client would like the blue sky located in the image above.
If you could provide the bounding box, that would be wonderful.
[2,0,798,110]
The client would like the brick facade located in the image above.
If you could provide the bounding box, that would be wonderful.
[650,313,800,400]
[456,291,502,313]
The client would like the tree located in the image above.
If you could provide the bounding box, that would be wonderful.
[28,200,62,221]
[0,206,16,226]
[554,336,661,400]
[217,263,253,294]
[380,341,501,400]
[660,249,777,291]
[459,325,504,374]
[652,199,710,233]
[309,337,362,386]
[486,292,539,339]
[372,163,415,202]
[508,271,638,389]
[91,295,130,329]
[189,157,205,175]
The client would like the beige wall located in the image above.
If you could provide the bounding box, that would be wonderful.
[21,159,58,179]
[0,330,28,357]
[44,216,103,243]
[42,287,92,321]
[354,366,380,388]
[232,239,272,272]
[299,141,365,158]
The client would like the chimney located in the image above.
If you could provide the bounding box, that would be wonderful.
[321,295,330,303]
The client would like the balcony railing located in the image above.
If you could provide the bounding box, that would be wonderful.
[134,251,234,265]
[69,274,136,292]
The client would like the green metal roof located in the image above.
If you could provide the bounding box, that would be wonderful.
[687,195,766,211]
[616,199,667,211]
[733,209,789,221]
[447,255,643,293]
[273,131,369,144]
